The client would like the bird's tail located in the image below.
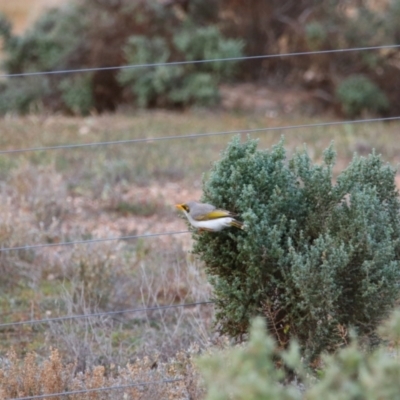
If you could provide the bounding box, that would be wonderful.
[230,220,244,230]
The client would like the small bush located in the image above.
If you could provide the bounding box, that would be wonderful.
[118,26,243,108]
[193,137,400,359]
[0,77,49,115]
[0,1,243,114]
[118,35,181,108]
[59,74,94,115]
[168,73,219,107]
[0,4,89,114]
[199,312,400,400]
[336,75,389,117]
[1,6,85,73]
[198,317,304,400]
[307,310,400,399]
[173,25,242,79]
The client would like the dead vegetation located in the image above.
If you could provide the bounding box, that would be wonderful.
[0,110,399,397]
[0,346,205,399]
[0,2,399,397]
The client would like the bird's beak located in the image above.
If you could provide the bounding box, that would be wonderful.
[175,204,185,211]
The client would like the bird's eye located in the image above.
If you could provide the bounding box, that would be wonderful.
[183,205,189,212]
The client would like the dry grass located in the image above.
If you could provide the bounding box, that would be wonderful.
[0,346,205,399]
[1,2,399,397]
[0,109,399,397]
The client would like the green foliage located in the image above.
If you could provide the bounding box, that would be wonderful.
[307,310,400,399]
[193,137,400,359]
[118,26,243,108]
[3,6,85,73]
[199,312,400,400]
[336,75,389,117]
[118,36,181,108]
[168,73,219,106]
[3,1,400,115]
[59,74,94,115]
[212,0,400,114]
[297,2,393,68]
[0,1,243,114]
[0,77,49,115]
[198,317,303,400]
[173,25,243,78]
[0,5,87,114]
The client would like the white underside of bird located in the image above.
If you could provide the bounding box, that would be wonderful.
[176,201,243,232]
[182,210,239,231]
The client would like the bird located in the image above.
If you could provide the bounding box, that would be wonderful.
[175,201,244,232]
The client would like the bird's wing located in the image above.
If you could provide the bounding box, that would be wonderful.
[193,208,234,221]
[190,203,215,220]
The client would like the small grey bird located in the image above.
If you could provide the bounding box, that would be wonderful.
[175,201,243,232]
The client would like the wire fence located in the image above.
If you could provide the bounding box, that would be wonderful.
[9,378,183,400]
[1,43,400,79]
[0,301,214,329]
[1,115,399,155]
[0,39,399,329]
[1,302,210,399]
[0,230,190,253]
[1,31,399,399]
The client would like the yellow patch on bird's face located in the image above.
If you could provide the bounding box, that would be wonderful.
[175,203,189,212]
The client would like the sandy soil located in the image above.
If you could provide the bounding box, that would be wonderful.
[0,0,63,34]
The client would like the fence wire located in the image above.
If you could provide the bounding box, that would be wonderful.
[0,230,190,253]
[0,301,214,329]
[7,378,183,400]
[1,43,400,79]
[1,116,399,155]
[0,34,399,388]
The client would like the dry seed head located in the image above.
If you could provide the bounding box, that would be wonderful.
[22,352,39,396]
[40,348,64,398]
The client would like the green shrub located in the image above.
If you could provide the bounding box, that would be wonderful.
[193,137,400,359]
[118,26,243,108]
[307,310,400,399]
[168,73,219,106]
[198,317,304,400]
[336,75,389,117]
[0,77,49,115]
[0,5,87,114]
[0,1,243,114]
[199,312,400,400]
[173,25,243,79]
[1,6,85,74]
[118,35,182,108]
[59,74,94,115]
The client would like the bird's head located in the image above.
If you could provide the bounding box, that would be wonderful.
[175,203,190,213]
